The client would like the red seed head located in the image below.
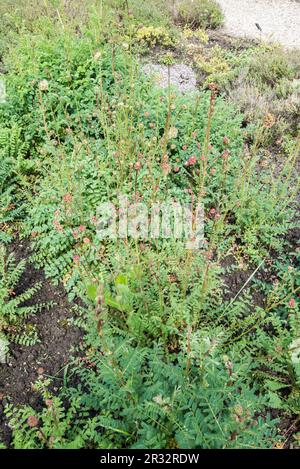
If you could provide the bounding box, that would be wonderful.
[289,298,296,308]
[161,162,171,175]
[63,193,72,203]
[187,155,197,166]
[27,416,39,428]
[221,150,229,160]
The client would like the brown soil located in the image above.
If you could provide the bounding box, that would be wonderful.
[0,238,83,446]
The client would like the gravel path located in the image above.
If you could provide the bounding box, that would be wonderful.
[217,0,300,49]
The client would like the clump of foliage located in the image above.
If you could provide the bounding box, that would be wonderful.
[6,329,278,449]
[136,26,175,48]
[246,46,300,89]
[228,45,300,144]
[180,39,300,145]
[194,44,231,86]
[181,26,209,44]
[176,0,224,30]
[0,245,45,348]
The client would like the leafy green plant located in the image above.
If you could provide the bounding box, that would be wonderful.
[5,330,279,449]
[0,244,50,348]
[0,126,33,242]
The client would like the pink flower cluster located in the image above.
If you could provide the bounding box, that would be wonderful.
[185,155,197,167]
[289,298,296,308]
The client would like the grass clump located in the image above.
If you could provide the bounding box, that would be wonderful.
[176,0,224,29]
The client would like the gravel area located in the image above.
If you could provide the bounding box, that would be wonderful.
[142,63,197,92]
[217,0,300,49]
